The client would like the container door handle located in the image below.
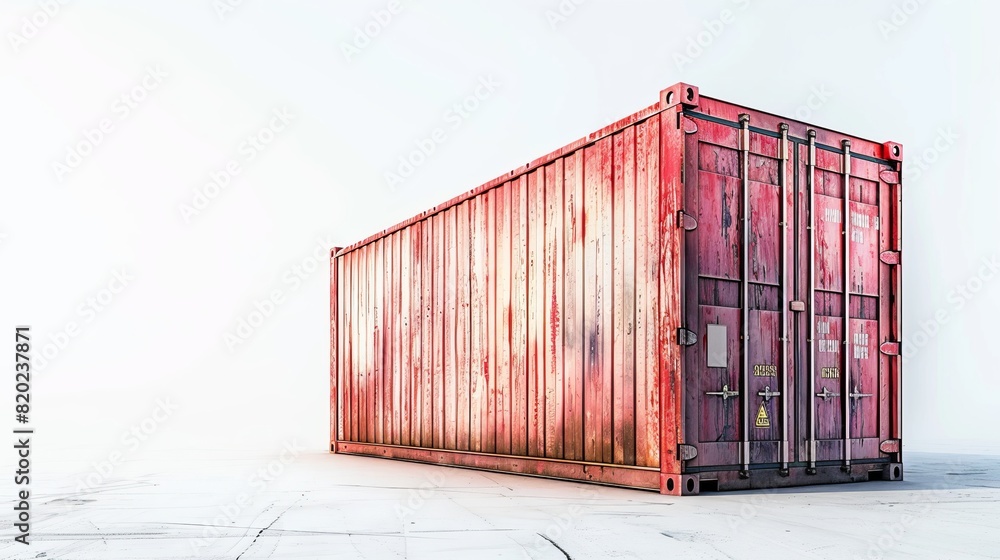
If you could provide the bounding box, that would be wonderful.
[705,384,739,401]
[816,386,840,400]
[849,386,873,400]
[757,386,781,401]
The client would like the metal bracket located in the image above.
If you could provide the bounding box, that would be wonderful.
[879,169,901,185]
[677,210,698,231]
[880,341,901,356]
[677,328,697,347]
[880,251,901,265]
[682,116,699,135]
[706,384,739,401]
[880,439,902,454]
[678,444,699,462]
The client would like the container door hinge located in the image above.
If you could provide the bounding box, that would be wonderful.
[880,251,901,265]
[880,439,902,454]
[677,210,698,231]
[880,169,901,185]
[880,341,901,356]
[677,328,697,346]
[678,444,698,462]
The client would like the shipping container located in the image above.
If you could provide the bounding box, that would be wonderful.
[329,83,903,494]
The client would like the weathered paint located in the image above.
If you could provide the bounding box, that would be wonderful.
[331,83,903,494]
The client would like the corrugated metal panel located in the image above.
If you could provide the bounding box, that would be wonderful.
[336,113,666,472]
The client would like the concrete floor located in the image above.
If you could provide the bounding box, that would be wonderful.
[1,450,997,559]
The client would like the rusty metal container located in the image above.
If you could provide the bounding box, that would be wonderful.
[329,83,903,494]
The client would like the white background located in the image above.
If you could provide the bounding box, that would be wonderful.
[0,0,996,472]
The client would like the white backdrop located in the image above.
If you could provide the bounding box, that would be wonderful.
[0,0,996,470]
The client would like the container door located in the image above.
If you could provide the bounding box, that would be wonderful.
[801,134,897,470]
[681,115,795,474]
[681,106,899,479]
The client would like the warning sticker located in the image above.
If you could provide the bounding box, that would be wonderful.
[755,403,770,428]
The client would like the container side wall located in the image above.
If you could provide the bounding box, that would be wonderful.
[335,113,667,479]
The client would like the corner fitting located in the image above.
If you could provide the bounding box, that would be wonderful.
[661,82,699,110]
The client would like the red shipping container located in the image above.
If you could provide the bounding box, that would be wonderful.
[329,83,903,494]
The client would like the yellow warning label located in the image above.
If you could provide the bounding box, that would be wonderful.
[755,403,770,428]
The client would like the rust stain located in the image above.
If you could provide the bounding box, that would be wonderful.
[587,330,599,372]
[506,304,513,344]
[720,183,733,231]
[550,261,561,371]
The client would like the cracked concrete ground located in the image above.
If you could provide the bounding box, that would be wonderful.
[1,451,997,559]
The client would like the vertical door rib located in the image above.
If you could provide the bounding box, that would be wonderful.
[841,140,853,470]
[738,114,751,477]
[806,130,818,474]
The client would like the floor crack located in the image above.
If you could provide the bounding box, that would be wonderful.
[538,533,571,560]
[234,498,301,560]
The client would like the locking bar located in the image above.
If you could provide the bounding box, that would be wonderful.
[778,123,791,472]
[738,113,751,477]
[806,130,818,473]
[842,140,853,470]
